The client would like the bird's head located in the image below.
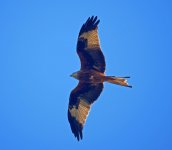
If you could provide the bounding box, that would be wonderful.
[70,72,79,79]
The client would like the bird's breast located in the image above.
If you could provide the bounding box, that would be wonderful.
[78,70,105,83]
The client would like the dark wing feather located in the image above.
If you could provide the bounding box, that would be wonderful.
[77,16,106,73]
[68,82,103,141]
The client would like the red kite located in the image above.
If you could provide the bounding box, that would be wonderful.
[68,16,132,141]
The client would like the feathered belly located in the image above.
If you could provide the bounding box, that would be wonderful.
[78,70,105,83]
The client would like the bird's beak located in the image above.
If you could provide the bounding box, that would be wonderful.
[70,72,78,79]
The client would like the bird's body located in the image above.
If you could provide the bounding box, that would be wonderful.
[68,16,132,141]
[71,69,105,83]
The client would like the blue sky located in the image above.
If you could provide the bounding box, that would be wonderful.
[0,0,172,150]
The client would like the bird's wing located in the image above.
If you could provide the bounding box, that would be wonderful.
[68,82,103,141]
[77,16,106,73]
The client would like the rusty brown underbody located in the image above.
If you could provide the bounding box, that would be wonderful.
[76,69,105,83]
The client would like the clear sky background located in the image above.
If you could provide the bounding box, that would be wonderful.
[0,0,172,150]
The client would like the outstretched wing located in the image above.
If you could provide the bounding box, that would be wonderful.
[68,82,103,141]
[77,16,106,73]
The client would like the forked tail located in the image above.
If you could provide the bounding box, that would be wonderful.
[105,76,132,88]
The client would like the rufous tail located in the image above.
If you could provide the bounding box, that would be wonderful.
[105,76,132,88]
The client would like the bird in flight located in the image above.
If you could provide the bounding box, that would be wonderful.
[68,16,132,141]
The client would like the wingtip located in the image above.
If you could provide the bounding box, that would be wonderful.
[90,16,94,20]
[76,136,79,141]
[75,132,83,141]
[92,15,100,23]
[79,16,100,36]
